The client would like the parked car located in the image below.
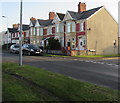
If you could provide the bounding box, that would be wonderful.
[10,44,20,54]
[22,44,42,55]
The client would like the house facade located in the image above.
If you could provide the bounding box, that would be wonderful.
[28,2,118,55]
[29,17,37,44]
[62,2,118,55]
[2,24,30,44]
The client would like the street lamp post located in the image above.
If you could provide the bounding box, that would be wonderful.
[2,16,9,50]
[19,0,23,66]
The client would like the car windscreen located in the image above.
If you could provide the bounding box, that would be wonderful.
[28,45,39,49]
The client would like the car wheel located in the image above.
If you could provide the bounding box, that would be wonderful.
[24,51,28,56]
[27,52,31,56]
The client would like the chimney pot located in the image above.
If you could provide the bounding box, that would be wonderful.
[30,17,36,21]
[49,12,55,20]
[78,2,86,12]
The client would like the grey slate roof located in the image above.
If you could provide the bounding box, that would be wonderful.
[56,13,65,20]
[22,24,29,31]
[31,20,36,27]
[8,28,18,33]
[68,6,103,20]
[37,19,53,27]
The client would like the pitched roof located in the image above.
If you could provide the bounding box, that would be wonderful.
[22,24,29,31]
[56,13,65,20]
[37,19,53,27]
[68,6,103,20]
[30,19,36,27]
[8,28,18,33]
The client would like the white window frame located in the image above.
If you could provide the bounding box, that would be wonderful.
[67,22,71,33]
[26,31,29,37]
[59,23,64,33]
[34,28,36,35]
[56,24,59,33]
[40,28,43,36]
[72,22,76,32]
[47,28,49,35]
[80,22,84,32]
[30,28,32,35]
[37,27,39,36]
[49,26,52,35]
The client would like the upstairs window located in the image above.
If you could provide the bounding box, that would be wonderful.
[13,33,15,37]
[24,32,26,37]
[59,23,64,33]
[33,28,36,35]
[48,27,52,35]
[35,28,37,35]
[72,22,76,32]
[43,29,47,35]
[80,22,84,32]
[67,22,71,33]
[37,27,39,36]
[52,27,55,34]
[40,28,43,36]
[30,28,32,35]
[26,32,29,37]
[76,23,80,31]
[56,24,59,33]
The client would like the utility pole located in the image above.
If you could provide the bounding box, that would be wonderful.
[2,16,9,50]
[19,0,23,66]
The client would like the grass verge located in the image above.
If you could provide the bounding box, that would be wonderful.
[42,53,120,58]
[74,54,120,58]
[2,62,119,102]
[42,53,69,57]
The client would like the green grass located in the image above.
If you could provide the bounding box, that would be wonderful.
[74,54,120,58]
[42,53,69,57]
[42,53,120,58]
[3,73,59,101]
[2,62,119,102]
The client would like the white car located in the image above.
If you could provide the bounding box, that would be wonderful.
[10,44,20,54]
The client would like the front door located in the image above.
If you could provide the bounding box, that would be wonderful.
[79,37,84,50]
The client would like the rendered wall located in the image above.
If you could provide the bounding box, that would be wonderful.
[87,8,118,55]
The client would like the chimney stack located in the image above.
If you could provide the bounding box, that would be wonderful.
[30,17,36,21]
[13,23,20,29]
[78,2,86,12]
[49,12,55,20]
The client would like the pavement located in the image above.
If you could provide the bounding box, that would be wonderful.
[2,51,119,90]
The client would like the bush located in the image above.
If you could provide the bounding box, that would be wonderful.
[45,38,61,50]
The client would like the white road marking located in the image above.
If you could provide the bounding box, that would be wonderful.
[85,60,90,62]
[107,63,114,66]
[91,61,97,63]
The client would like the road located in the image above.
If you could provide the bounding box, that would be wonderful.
[2,52,119,90]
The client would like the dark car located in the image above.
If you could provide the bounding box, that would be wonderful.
[10,44,20,54]
[22,44,42,55]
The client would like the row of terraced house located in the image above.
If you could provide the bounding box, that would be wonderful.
[3,2,118,55]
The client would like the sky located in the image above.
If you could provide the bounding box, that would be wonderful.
[0,0,119,32]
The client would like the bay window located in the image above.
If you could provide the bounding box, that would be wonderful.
[52,27,55,34]
[56,24,59,33]
[72,22,76,32]
[30,28,32,35]
[33,28,36,35]
[80,22,84,31]
[59,23,64,33]
[48,26,52,35]
[67,22,71,32]
[40,28,43,36]
[37,27,39,36]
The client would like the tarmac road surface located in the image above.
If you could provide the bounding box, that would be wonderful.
[2,52,119,90]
